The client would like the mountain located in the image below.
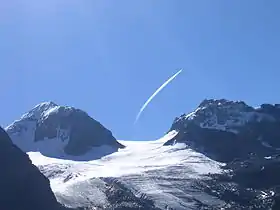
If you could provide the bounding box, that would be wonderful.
[0,126,69,210]
[5,102,124,160]
[164,99,280,162]
[3,99,280,209]
[164,99,280,209]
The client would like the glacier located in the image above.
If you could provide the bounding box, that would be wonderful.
[27,130,225,209]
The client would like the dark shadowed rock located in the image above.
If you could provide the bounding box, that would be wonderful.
[0,126,69,210]
[5,102,124,160]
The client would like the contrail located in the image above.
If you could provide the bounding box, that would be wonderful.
[134,69,183,125]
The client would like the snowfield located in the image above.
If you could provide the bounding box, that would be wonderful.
[28,131,225,209]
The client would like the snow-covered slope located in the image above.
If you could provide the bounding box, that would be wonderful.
[5,102,124,160]
[28,131,225,209]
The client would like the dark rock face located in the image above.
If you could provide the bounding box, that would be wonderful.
[0,126,67,210]
[164,99,280,163]
[6,102,124,158]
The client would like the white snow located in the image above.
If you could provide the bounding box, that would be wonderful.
[5,102,68,132]
[5,102,60,133]
[43,106,60,118]
[20,101,59,120]
[4,101,226,209]
[27,130,224,207]
[7,120,71,155]
[184,107,203,120]
[5,102,76,157]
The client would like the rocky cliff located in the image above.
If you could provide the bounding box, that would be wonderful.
[0,126,68,210]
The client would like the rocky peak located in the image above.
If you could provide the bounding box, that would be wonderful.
[171,99,276,134]
[165,99,280,162]
[6,102,124,159]
[198,99,250,110]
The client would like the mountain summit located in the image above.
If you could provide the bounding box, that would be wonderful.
[165,99,280,162]
[3,99,280,209]
[6,102,124,160]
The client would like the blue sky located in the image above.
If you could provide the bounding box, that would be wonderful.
[1,1,280,140]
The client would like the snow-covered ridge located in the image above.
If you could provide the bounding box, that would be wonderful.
[6,102,60,132]
[6,102,76,131]
[21,101,60,120]
[172,99,279,134]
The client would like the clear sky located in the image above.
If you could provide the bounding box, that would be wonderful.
[1,1,280,140]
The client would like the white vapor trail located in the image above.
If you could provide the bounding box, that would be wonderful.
[134,69,183,124]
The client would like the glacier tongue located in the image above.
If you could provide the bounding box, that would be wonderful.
[27,131,225,209]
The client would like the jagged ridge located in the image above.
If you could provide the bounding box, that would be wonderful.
[171,99,280,134]
[165,99,280,162]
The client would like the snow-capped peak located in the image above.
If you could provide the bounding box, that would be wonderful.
[6,101,68,133]
[20,101,60,121]
[5,102,123,159]
[171,99,277,134]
